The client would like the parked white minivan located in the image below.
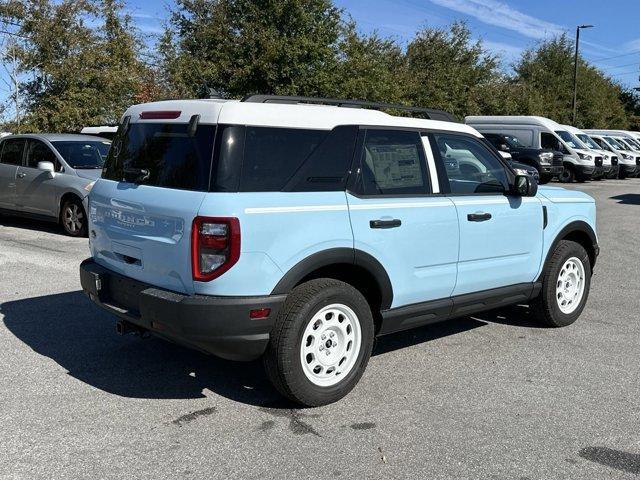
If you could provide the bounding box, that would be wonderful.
[466,116,601,182]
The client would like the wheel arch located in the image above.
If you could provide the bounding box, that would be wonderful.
[542,221,598,276]
[58,191,85,220]
[271,248,394,316]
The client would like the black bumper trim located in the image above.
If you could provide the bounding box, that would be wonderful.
[80,259,286,361]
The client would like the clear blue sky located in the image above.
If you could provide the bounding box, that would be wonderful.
[127,0,640,88]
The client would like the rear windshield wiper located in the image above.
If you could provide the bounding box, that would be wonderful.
[123,167,151,184]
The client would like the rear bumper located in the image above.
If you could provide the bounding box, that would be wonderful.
[80,259,285,361]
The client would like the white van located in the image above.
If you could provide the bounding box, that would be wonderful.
[465,116,601,183]
[561,125,613,180]
[586,133,639,178]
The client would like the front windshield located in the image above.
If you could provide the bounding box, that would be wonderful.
[622,137,640,150]
[52,140,111,168]
[555,130,586,149]
[576,134,600,150]
[608,137,629,150]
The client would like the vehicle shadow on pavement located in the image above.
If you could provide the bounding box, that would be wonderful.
[0,213,62,235]
[2,292,542,406]
[1,290,284,407]
[610,194,640,205]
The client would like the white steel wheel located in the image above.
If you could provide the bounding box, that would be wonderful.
[299,303,362,387]
[555,257,586,314]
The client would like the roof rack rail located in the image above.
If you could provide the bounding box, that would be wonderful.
[241,95,458,123]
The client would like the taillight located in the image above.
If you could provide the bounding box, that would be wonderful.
[191,217,240,282]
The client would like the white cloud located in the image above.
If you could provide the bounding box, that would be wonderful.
[482,39,523,57]
[429,0,565,39]
[623,38,640,52]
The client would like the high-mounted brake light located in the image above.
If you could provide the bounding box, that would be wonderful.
[139,110,182,120]
[191,217,240,282]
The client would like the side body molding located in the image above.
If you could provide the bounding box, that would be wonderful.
[270,248,394,310]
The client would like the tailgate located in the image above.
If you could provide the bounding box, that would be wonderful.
[89,179,206,294]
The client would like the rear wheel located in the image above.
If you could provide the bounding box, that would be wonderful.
[530,240,591,328]
[60,197,87,237]
[264,279,374,406]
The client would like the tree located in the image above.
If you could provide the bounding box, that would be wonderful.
[327,21,406,103]
[514,35,629,128]
[403,22,500,119]
[160,0,344,98]
[0,0,147,132]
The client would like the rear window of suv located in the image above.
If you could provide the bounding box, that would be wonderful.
[103,123,216,191]
[102,122,358,192]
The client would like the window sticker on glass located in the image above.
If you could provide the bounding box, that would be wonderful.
[366,143,423,189]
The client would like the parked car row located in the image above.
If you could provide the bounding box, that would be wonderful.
[465,115,640,182]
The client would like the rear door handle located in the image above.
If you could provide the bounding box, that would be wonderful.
[369,219,402,229]
[467,212,492,222]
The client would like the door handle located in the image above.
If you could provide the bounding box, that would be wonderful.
[17,172,26,179]
[370,219,402,229]
[467,212,492,222]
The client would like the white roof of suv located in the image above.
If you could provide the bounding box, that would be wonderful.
[123,99,482,137]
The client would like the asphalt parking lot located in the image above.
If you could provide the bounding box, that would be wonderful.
[1,179,639,479]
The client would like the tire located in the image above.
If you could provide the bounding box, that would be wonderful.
[263,278,374,406]
[538,173,551,185]
[558,166,575,183]
[530,240,591,328]
[60,197,88,237]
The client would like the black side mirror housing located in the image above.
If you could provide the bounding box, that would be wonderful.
[512,174,538,197]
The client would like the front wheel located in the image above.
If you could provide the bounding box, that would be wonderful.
[558,166,575,183]
[60,198,88,237]
[530,240,591,327]
[263,279,374,406]
[538,173,551,185]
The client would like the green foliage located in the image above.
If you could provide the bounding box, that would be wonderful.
[159,0,344,98]
[1,0,148,132]
[403,22,500,119]
[514,35,630,128]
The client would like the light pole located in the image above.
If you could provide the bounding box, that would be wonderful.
[572,24,594,124]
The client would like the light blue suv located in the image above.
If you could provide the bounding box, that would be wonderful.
[80,96,598,406]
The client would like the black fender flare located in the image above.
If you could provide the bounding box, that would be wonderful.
[271,248,393,310]
[541,220,598,276]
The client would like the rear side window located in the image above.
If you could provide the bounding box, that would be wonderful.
[240,127,327,192]
[103,123,215,191]
[0,139,26,165]
[25,140,59,170]
[358,129,429,195]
